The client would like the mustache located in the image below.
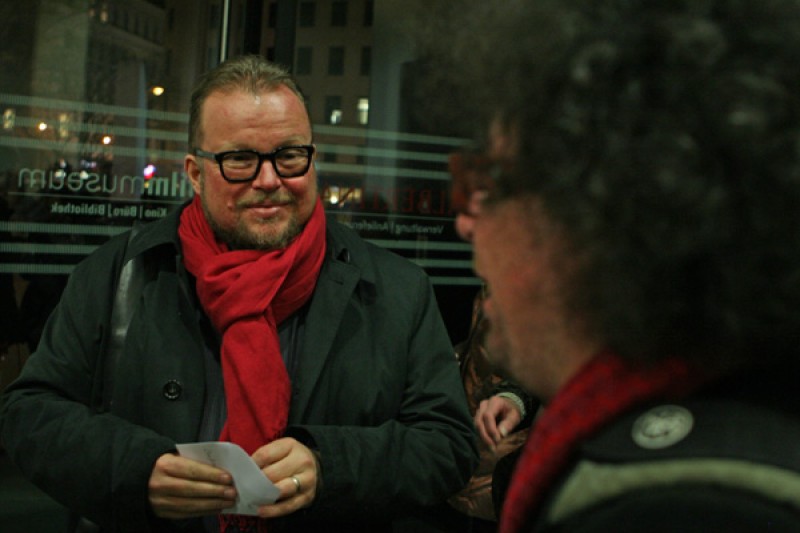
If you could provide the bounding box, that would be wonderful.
[236,190,295,208]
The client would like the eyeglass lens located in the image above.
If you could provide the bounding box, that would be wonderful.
[221,147,311,180]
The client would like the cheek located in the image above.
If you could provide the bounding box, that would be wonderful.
[289,177,318,216]
[285,179,311,200]
[202,180,240,219]
[491,266,538,328]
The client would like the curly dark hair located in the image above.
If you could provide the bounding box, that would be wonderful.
[417,0,800,370]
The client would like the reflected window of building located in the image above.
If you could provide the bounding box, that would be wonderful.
[326,95,342,125]
[364,0,374,26]
[331,1,348,27]
[360,46,371,76]
[58,113,71,140]
[328,46,344,75]
[268,2,277,28]
[357,98,369,125]
[296,47,313,75]
[3,108,15,130]
[0,0,480,367]
[299,1,316,27]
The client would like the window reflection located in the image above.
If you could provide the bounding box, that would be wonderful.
[0,0,480,360]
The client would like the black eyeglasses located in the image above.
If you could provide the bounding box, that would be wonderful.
[194,145,315,182]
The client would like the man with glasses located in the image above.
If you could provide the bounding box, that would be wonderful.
[0,55,477,532]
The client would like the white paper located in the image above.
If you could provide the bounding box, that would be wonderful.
[176,441,280,515]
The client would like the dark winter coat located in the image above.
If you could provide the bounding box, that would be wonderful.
[492,368,800,532]
[0,205,478,532]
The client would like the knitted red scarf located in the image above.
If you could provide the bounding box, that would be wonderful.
[179,196,326,455]
[499,351,704,533]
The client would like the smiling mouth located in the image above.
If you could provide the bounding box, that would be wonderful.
[244,204,287,218]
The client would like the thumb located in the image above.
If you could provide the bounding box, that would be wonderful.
[498,421,510,439]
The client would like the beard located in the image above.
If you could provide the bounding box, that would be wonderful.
[202,190,303,251]
[484,315,516,381]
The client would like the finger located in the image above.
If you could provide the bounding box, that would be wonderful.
[475,412,497,448]
[258,482,314,519]
[497,420,510,438]
[504,407,522,429]
[151,494,236,520]
[478,427,496,449]
[281,475,302,501]
[158,454,233,485]
[151,475,237,500]
[481,408,504,444]
[149,473,236,519]
[252,437,293,469]
[150,457,236,504]
[261,440,317,484]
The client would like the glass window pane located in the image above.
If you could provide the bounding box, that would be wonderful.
[364,0,374,26]
[360,46,371,76]
[328,46,345,75]
[0,0,478,365]
[296,47,313,75]
[298,1,315,27]
[331,1,347,27]
[325,95,342,124]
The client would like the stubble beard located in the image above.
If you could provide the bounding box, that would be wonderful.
[485,317,516,381]
[212,212,301,250]
[201,191,303,251]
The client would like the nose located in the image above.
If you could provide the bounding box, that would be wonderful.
[455,212,476,242]
[454,190,488,242]
[250,159,281,190]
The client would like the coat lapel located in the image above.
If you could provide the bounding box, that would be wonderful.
[290,255,361,420]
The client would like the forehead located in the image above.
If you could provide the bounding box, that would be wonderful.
[200,85,311,134]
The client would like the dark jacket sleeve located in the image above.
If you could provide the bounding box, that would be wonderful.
[0,234,177,532]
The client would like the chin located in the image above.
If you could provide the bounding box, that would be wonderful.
[250,221,302,250]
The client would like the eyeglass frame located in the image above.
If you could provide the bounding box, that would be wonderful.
[193,145,316,182]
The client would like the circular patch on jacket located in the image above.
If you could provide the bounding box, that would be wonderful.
[631,404,694,449]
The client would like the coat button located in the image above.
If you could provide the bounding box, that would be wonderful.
[163,380,182,400]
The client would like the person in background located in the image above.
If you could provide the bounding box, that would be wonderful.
[0,55,477,532]
[419,0,800,531]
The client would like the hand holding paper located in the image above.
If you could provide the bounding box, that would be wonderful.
[177,442,281,515]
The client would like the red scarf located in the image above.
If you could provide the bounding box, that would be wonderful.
[499,351,705,533]
[179,196,326,455]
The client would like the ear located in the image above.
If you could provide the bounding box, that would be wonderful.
[184,154,203,195]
